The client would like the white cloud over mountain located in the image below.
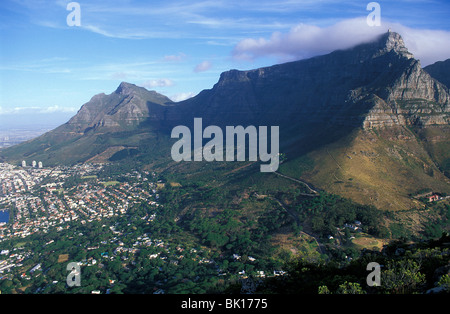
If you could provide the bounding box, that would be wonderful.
[232,18,450,66]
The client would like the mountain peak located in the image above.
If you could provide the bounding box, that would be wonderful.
[115,82,141,95]
[374,30,414,59]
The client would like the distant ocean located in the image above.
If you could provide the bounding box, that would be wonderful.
[0,210,9,223]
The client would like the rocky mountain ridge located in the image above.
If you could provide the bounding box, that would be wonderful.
[1,31,449,168]
[46,31,450,136]
[168,31,450,135]
[67,82,173,134]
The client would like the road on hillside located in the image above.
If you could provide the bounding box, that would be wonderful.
[273,171,319,195]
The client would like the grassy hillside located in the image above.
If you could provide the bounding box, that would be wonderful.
[416,126,450,177]
[284,126,450,212]
[0,125,170,167]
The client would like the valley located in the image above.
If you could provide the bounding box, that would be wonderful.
[0,158,448,294]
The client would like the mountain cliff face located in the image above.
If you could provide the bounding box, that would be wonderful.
[1,31,449,211]
[360,37,450,129]
[5,31,448,142]
[174,31,449,131]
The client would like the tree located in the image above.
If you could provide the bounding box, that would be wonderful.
[437,274,450,292]
[336,281,366,294]
[318,285,331,294]
[109,282,127,294]
[0,279,13,294]
[381,259,425,294]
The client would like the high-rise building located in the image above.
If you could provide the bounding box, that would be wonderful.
[32,161,37,168]
[22,160,26,167]
[38,161,43,169]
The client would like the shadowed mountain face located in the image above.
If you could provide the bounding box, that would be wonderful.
[424,58,450,89]
[173,31,448,128]
[1,31,449,169]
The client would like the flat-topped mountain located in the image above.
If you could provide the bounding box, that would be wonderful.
[174,31,449,130]
[1,31,449,210]
[5,31,449,148]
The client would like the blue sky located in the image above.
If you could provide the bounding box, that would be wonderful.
[1,0,450,127]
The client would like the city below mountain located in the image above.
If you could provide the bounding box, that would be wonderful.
[1,30,450,295]
[1,31,449,211]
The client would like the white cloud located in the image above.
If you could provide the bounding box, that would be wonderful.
[232,18,384,61]
[0,105,77,115]
[110,72,129,80]
[232,17,450,66]
[38,105,78,114]
[170,92,197,102]
[163,53,187,62]
[392,27,450,66]
[140,79,174,89]
[194,61,212,72]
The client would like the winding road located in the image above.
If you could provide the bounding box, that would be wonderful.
[273,171,319,196]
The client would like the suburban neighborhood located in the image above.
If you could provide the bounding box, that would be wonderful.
[0,162,160,240]
[0,162,285,294]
